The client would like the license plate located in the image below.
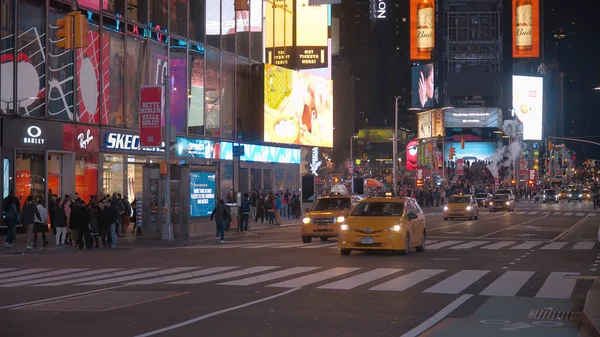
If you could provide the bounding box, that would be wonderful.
[360,237,374,245]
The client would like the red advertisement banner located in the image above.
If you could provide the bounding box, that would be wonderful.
[139,86,163,147]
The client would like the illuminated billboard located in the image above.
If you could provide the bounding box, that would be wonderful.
[417,109,443,139]
[265,0,295,67]
[411,63,436,109]
[444,108,502,128]
[406,139,419,171]
[410,0,435,61]
[512,0,540,59]
[264,64,333,147]
[444,142,498,161]
[295,0,328,69]
[512,75,543,140]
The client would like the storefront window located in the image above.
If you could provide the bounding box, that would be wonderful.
[189,0,205,43]
[221,53,235,139]
[47,7,74,121]
[125,34,147,128]
[47,153,63,199]
[206,0,220,48]
[76,154,98,204]
[15,1,45,117]
[76,22,103,124]
[170,0,187,37]
[220,161,233,200]
[15,150,46,208]
[104,30,125,126]
[149,0,168,30]
[102,154,124,196]
[170,39,187,133]
[221,0,235,53]
[126,156,145,198]
[188,45,205,135]
[105,0,125,17]
[147,40,167,86]
[126,0,147,24]
[205,48,221,138]
[249,0,263,62]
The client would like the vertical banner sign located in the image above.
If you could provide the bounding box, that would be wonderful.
[416,169,424,187]
[512,0,540,58]
[410,0,435,61]
[139,86,163,147]
[457,159,464,176]
[432,109,444,137]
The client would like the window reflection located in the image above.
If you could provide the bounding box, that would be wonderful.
[170,41,187,133]
[206,0,220,48]
[149,0,168,29]
[104,30,125,126]
[205,48,221,137]
[221,53,235,140]
[221,0,235,53]
[170,0,187,37]
[188,46,205,135]
[127,0,148,24]
[189,0,206,43]
[125,35,147,128]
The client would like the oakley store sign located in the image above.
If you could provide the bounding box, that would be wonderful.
[100,129,165,154]
[2,120,63,149]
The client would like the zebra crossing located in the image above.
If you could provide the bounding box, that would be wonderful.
[0,266,586,299]
[424,211,598,217]
[175,239,598,251]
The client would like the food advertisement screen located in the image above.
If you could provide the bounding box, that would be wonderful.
[411,63,436,109]
[264,64,333,147]
[512,75,543,140]
[410,0,435,61]
[190,172,216,217]
[512,0,540,58]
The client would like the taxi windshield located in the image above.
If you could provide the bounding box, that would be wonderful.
[448,196,470,203]
[546,190,557,195]
[311,198,351,211]
[493,195,509,200]
[351,202,404,216]
[475,193,488,198]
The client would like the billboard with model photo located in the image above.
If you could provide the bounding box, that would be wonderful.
[512,75,543,140]
[410,0,435,61]
[412,63,436,109]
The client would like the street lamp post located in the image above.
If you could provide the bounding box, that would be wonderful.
[393,96,400,196]
[350,134,358,194]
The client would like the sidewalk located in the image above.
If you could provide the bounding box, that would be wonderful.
[583,276,600,337]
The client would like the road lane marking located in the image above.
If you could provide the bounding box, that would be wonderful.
[0,268,86,284]
[479,271,534,297]
[268,267,360,288]
[218,267,321,286]
[427,241,463,249]
[564,212,573,216]
[425,240,439,245]
[38,268,162,287]
[423,270,489,294]
[450,241,490,249]
[299,242,339,249]
[481,241,517,250]
[572,242,596,250]
[510,241,543,250]
[550,216,589,242]
[589,213,598,217]
[369,269,445,292]
[553,212,563,215]
[540,242,569,250]
[128,267,239,285]
[428,214,506,232]
[318,268,403,290]
[0,268,53,280]
[576,212,586,216]
[272,243,320,248]
[400,294,473,337]
[240,243,289,248]
[0,269,122,288]
[536,272,579,299]
[528,212,539,215]
[478,214,550,238]
[79,267,203,285]
[0,268,15,273]
[170,266,279,285]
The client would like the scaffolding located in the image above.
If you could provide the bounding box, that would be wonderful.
[445,1,502,74]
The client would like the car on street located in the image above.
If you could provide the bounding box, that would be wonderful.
[302,194,353,243]
[559,189,570,200]
[494,189,515,201]
[443,195,479,220]
[582,189,591,201]
[474,193,493,208]
[489,194,515,212]
[568,189,583,202]
[542,189,560,203]
[337,196,426,256]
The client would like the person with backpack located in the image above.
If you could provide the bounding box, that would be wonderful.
[210,199,231,244]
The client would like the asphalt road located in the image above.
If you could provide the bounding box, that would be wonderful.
[0,199,598,337]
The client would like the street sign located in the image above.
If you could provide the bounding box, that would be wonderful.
[233,144,245,157]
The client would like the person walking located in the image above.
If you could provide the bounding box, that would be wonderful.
[239,193,250,232]
[72,201,92,251]
[99,199,114,247]
[210,199,230,244]
[33,198,49,247]
[255,193,265,223]
[3,195,18,248]
[21,196,41,250]
[274,193,282,226]
[88,198,101,248]
[53,197,68,247]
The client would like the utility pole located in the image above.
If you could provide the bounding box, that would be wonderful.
[393,96,400,196]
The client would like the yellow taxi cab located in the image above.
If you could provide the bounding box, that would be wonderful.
[301,193,353,243]
[443,194,479,220]
[559,189,570,200]
[337,195,426,256]
[582,189,592,201]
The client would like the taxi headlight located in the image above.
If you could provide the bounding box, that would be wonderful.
[391,225,401,232]
[340,224,349,231]
[443,206,448,211]
[336,216,345,223]
[302,217,311,224]
[466,206,472,211]
[579,194,583,198]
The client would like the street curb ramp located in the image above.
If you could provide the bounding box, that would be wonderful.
[584,277,600,337]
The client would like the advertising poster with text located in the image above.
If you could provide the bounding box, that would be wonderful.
[295,0,328,69]
[190,172,216,217]
[512,0,540,58]
[139,86,163,147]
[410,0,435,61]
[512,75,543,140]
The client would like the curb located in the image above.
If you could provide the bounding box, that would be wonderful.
[584,277,600,337]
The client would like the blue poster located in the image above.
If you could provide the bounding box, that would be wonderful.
[190,172,216,217]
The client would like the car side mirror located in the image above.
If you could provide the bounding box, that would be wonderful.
[407,213,418,220]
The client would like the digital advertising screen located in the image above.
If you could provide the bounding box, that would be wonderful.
[264,64,333,147]
[444,142,498,161]
[265,0,294,67]
[410,0,435,61]
[295,0,329,69]
[444,108,502,128]
[417,111,433,139]
[512,0,540,59]
[512,75,543,140]
[411,63,436,109]
[190,172,216,217]
[406,139,419,171]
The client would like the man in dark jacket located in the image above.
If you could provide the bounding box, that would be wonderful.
[110,193,124,237]
[210,199,230,244]
[73,202,93,250]
[21,196,41,250]
[240,193,251,232]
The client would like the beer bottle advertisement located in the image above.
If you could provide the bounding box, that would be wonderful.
[410,0,435,61]
[513,0,540,58]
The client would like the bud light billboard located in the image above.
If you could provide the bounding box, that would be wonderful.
[190,171,216,217]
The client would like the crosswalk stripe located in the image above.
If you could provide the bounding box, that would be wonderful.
[212,244,256,249]
[273,243,318,249]
[0,268,86,284]
[318,268,403,290]
[481,241,517,250]
[516,211,527,214]
[299,243,339,249]
[0,268,15,273]
[510,241,543,250]
[572,242,596,250]
[369,269,445,292]
[450,241,490,249]
[181,245,211,249]
[564,212,573,216]
[268,267,361,288]
[540,242,569,250]
[576,212,586,216]
[589,213,598,217]
[242,243,291,248]
[536,272,579,299]
[424,270,489,294]
[427,241,463,250]
[128,267,239,285]
[0,268,53,280]
[219,267,321,286]
[479,271,535,297]
[79,267,203,285]
[528,212,538,215]
[38,268,162,287]
[425,240,439,245]
[170,266,279,285]
[0,269,122,288]
[553,212,563,215]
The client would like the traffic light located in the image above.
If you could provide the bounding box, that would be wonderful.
[460,138,465,149]
[448,147,455,160]
[56,14,74,49]
[73,12,89,48]
[528,180,534,187]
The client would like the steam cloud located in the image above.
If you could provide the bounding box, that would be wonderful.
[485,120,523,179]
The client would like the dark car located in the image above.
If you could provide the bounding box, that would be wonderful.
[474,193,492,207]
[489,195,515,212]
[542,189,559,203]
[569,189,583,202]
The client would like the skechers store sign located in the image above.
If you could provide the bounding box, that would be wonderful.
[101,130,165,153]
[175,137,301,164]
